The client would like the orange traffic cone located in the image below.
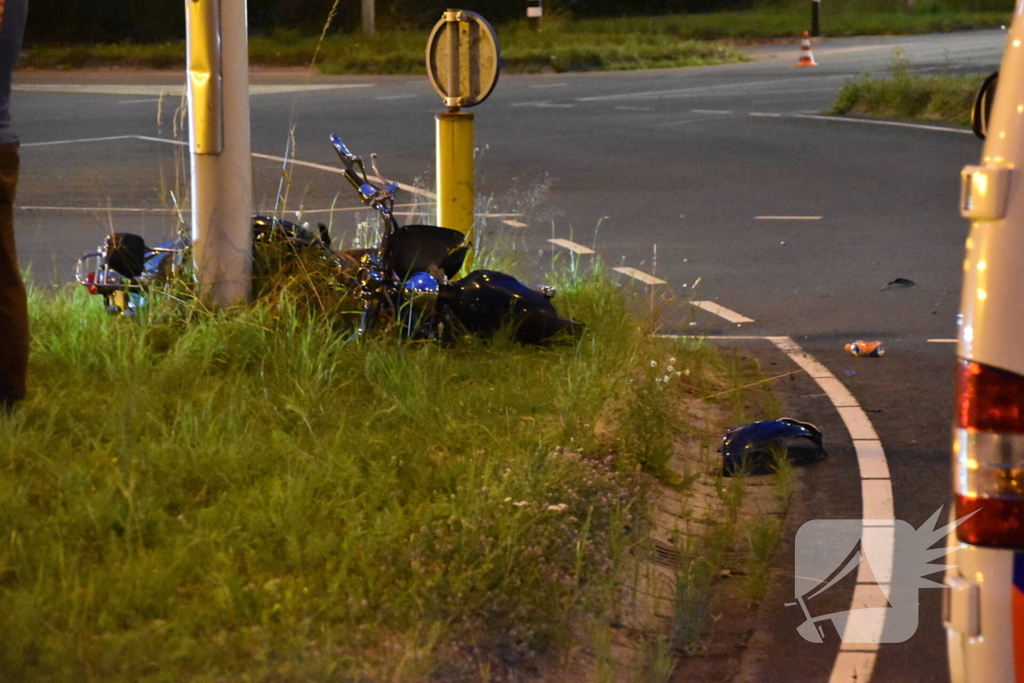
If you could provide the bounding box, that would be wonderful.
[796,31,817,67]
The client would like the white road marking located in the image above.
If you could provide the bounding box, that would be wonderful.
[529,83,568,88]
[614,105,653,111]
[690,301,754,324]
[118,98,162,105]
[548,238,595,255]
[854,440,891,480]
[22,134,141,148]
[511,101,575,108]
[691,109,732,114]
[22,134,438,200]
[250,152,436,199]
[15,84,374,96]
[766,335,894,683]
[19,205,174,213]
[790,113,973,135]
[576,75,848,101]
[928,338,957,343]
[652,119,696,127]
[750,112,783,118]
[375,94,417,100]
[613,266,666,285]
[503,219,528,228]
[755,215,823,220]
[829,653,877,683]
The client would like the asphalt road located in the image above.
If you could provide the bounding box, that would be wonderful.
[9,28,1010,682]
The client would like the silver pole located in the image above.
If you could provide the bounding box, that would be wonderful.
[362,0,375,35]
[185,0,254,307]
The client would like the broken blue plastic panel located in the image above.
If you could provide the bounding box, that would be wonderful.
[721,418,827,476]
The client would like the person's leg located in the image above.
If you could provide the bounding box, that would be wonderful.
[0,141,26,407]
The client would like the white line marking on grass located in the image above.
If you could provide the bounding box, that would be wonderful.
[690,301,754,324]
[613,267,666,285]
[548,238,595,255]
[755,215,823,220]
[790,113,973,135]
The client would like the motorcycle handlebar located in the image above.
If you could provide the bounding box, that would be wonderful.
[330,133,359,170]
[333,133,399,208]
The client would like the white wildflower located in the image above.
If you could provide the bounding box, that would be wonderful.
[546,503,569,512]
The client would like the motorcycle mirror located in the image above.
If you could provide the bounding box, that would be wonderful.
[972,71,998,140]
[383,181,400,195]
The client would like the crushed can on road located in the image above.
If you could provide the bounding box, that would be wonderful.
[845,340,885,357]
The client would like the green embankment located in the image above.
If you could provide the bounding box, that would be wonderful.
[21,10,1011,73]
[0,247,776,679]
[830,49,988,125]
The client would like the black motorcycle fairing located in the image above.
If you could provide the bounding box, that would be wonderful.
[440,269,575,344]
[390,225,468,280]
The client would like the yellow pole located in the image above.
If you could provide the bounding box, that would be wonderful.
[436,110,475,269]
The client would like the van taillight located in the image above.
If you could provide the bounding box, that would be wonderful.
[954,360,1024,547]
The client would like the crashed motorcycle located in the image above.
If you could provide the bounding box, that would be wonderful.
[75,134,581,344]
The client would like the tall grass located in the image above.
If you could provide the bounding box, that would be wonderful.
[0,255,752,680]
[830,48,986,124]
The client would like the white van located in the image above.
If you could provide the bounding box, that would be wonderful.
[944,19,1024,683]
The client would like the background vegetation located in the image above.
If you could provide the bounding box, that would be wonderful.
[830,49,987,124]
[25,0,1012,46]
[22,10,1011,73]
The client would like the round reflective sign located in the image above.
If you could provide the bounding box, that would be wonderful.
[426,10,501,109]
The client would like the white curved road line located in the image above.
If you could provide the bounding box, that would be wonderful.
[786,113,974,135]
[768,335,894,683]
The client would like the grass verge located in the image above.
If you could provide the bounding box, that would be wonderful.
[829,48,987,124]
[21,10,1010,73]
[0,253,766,680]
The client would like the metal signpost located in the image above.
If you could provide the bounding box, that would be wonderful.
[527,0,542,31]
[185,0,254,307]
[362,0,375,35]
[426,10,500,270]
